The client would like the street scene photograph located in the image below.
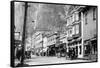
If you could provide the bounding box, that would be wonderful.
[11,1,97,67]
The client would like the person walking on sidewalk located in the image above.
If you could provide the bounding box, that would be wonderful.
[16,44,22,62]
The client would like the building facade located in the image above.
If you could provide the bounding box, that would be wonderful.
[32,31,43,56]
[46,32,57,56]
[66,5,97,59]
[82,6,97,59]
[66,6,84,58]
[25,36,32,51]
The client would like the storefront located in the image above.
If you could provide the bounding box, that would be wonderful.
[68,37,82,59]
[14,40,22,58]
[84,37,97,59]
[35,47,42,56]
[55,43,66,58]
[47,44,56,56]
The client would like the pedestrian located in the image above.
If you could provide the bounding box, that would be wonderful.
[16,44,22,61]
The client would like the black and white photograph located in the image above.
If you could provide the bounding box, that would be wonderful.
[11,1,98,67]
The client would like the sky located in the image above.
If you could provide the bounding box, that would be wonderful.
[14,2,71,36]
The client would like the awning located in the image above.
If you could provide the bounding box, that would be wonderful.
[55,42,66,47]
[15,40,21,44]
[90,37,97,41]
[68,38,82,45]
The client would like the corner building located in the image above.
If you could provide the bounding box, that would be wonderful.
[66,6,97,59]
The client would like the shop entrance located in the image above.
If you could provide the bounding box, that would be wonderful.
[47,44,56,56]
[56,43,66,58]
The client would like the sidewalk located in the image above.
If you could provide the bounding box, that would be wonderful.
[15,55,97,66]
[14,59,20,66]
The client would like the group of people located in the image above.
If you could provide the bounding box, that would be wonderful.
[15,44,31,62]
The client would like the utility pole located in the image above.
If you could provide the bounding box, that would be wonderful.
[21,2,30,65]
[42,33,44,56]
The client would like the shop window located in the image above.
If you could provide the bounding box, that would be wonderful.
[79,46,82,54]
[79,40,81,44]
[84,45,91,56]
[76,46,78,54]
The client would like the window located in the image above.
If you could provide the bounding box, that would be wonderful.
[72,13,75,22]
[93,8,96,20]
[68,29,72,37]
[67,18,70,25]
[75,12,79,21]
[70,16,73,24]
[79,46,82,54]
[79,12,81,20]
[85,12,88,25]
[75,24,79,34]
[69,17,71,24]
[72,26,75,35]
[70,29,72,34]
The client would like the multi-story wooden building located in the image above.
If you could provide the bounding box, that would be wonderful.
[46,32,57,56]
[32,31,43,56]
[66,5,97,59]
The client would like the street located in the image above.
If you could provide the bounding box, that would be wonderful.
[22,55,93,65]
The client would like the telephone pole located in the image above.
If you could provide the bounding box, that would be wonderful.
[21,2,30,65]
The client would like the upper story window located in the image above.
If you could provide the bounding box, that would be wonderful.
[75,12,79,21]
[72,13,75,23]
[75,24,79,34]
[93,7,97,20]
[72,26,75,35]
[68,29,72,37]
[70,16,73,24]
[72,11,81,23]
[67,18,70,26]
[79,12,81,20]
[85,11,88,25]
